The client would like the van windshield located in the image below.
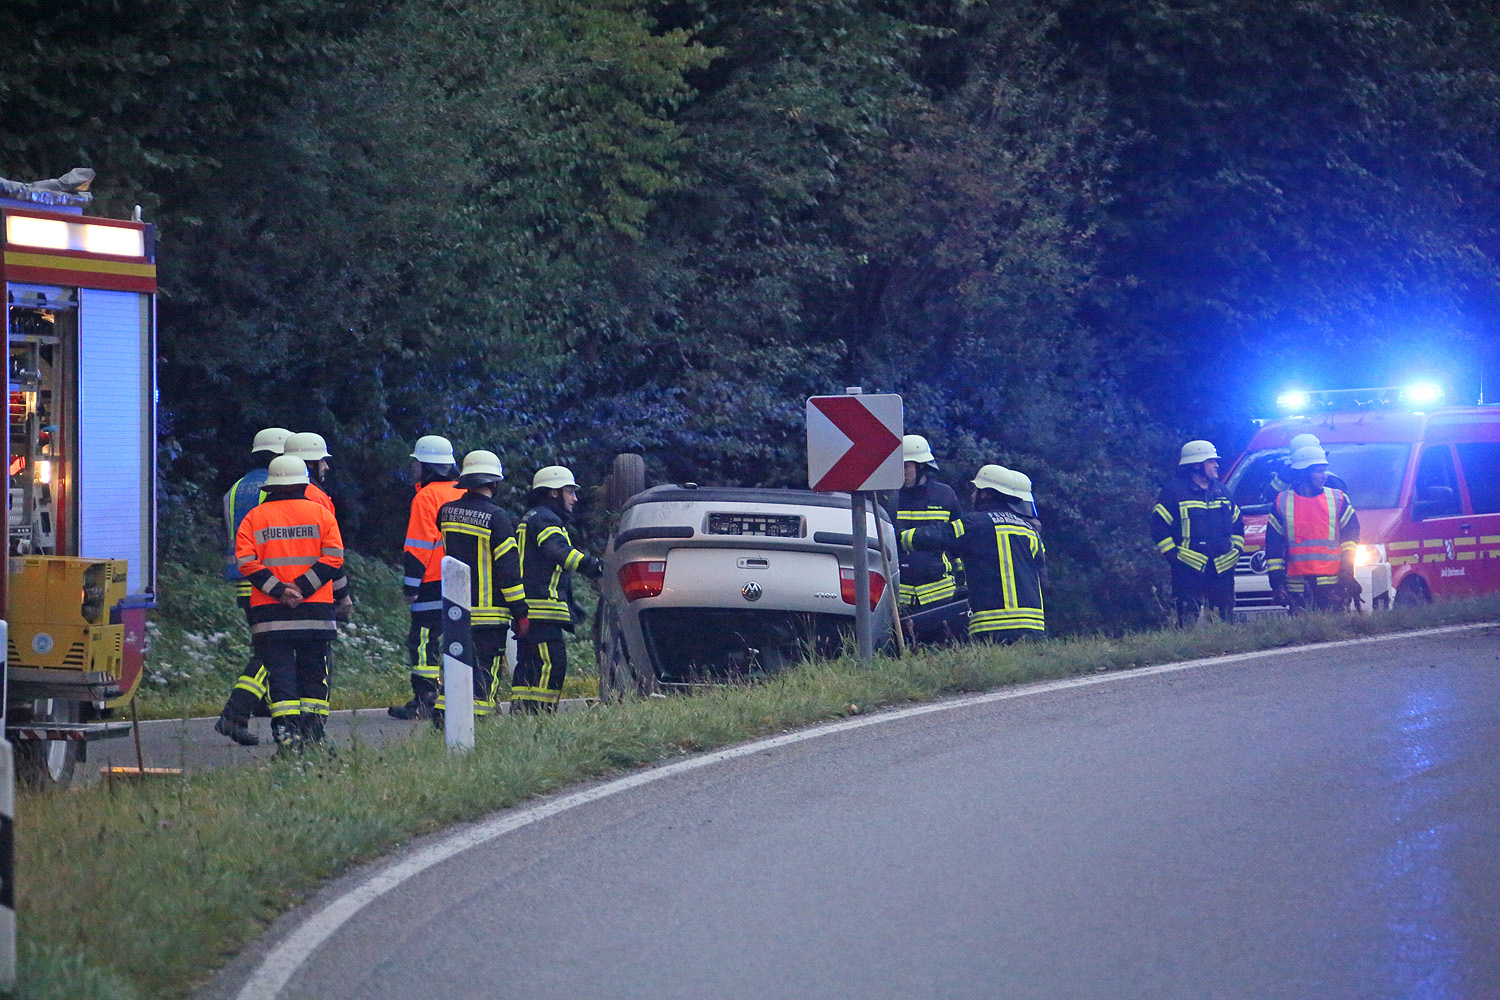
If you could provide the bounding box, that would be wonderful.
[1226,442,1410,511]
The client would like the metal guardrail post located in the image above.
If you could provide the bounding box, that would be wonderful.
[440,558,475,751]
[0,620,14,989]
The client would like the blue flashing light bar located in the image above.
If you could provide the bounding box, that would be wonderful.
[1400,381,1444,406]
[1273,384,1449,414]
[1276,389,1311,412]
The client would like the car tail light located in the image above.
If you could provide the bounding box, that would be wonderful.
[618,560,666,601]
[840,567,886,609]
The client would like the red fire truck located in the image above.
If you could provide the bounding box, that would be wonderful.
[1224,385,1500,616]
[1,178,156,786]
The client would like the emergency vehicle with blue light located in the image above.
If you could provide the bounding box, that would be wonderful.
[1224,384,1500,616]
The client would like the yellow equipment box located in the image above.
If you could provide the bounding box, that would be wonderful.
[6,556,128,677]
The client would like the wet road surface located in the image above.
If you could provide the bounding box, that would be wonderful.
[210,626,1500,1000]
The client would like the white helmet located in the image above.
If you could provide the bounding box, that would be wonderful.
[283,431,331,461]
[902,434,937,467]
[1289,444,1329,470]
[1288,432,1321,452]
[972,464,1034,502]
[1178,440,1220,466]
[410,434,456,465]
[251,427,292,455]
[459,450,504,483]
[263,454,311,486]
[532,465,579,491]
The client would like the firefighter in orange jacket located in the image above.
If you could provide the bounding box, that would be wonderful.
[1267,444,1361,613]
[216,430,350,745]
[234,455,345,747]
[390,435,465,719]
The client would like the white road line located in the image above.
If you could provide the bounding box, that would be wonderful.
[233,621,1493,1000]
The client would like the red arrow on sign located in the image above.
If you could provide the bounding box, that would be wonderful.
[809,395,902,491]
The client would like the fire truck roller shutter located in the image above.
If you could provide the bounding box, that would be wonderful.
[77,288,154,595]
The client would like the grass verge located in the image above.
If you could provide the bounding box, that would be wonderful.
[10,597,1499,999]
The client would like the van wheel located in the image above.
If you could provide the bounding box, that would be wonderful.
[605,453,646,512]
[15,699,82,790]
[1394,576,1431,607]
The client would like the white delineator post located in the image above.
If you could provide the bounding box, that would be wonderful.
[0,620,13,990]
[439,558,475,751]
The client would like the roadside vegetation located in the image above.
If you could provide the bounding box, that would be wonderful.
[11,598,1499,1000]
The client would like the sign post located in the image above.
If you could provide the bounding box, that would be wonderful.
[806,389,903,661]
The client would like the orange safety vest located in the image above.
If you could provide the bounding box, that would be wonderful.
[235,498,345,606]
[1280,488,1341,577]
[405,480,464,585]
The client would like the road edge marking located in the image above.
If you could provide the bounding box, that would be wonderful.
[233,621,1492,1000]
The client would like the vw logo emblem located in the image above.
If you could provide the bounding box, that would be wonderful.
[1249,550,1268,574]
[741,581,763,602]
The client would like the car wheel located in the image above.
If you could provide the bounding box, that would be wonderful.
[15,699,82,790]
[1394,576,1431,608]
[605,453,647,512]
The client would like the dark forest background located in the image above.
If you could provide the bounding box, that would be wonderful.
[6,0,1500,631]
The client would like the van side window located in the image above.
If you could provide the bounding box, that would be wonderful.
[1413,446,1461,517]
[1456,443,1500,514]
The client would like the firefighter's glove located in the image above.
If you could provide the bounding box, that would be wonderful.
[334,596,354,623]
[403,592,417,605]
[579,555,605,580]
[513,617,531,640]
[1271,587,1291,607]
[1340,571,1363,607]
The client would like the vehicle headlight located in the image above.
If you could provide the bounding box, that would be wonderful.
[1353,544,1384,567]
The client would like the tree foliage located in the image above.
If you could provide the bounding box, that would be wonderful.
[6,0,1500,630]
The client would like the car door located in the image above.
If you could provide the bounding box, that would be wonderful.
[1408,444,1473,596]
[1454,441,1500,597]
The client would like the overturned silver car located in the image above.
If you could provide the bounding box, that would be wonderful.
[594,485,900,699]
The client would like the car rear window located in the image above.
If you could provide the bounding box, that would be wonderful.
[1456,442,1500,513]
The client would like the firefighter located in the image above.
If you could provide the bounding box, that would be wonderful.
[234,455,345,747]
[1267,444,1361,613]
[902,465,1046,644]
[512,466,603,713]
[884,435,962,639]
[390,435,465,719]
[214,427,290,746]
[215,430,351,745]
[432,450,527,724]
[282,431,338,514]
[1151,440,1244,626]
[1263,432,1347,501]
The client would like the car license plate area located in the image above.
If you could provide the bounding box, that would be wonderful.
[705,512,803,538]
[664,548,841,612]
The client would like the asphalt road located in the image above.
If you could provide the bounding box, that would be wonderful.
[209,626,1500,1000]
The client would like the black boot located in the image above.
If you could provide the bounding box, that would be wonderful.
[214,713,259,747]
[271,718,302,751]
[388,694,436,720]
[300,712,326,745]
